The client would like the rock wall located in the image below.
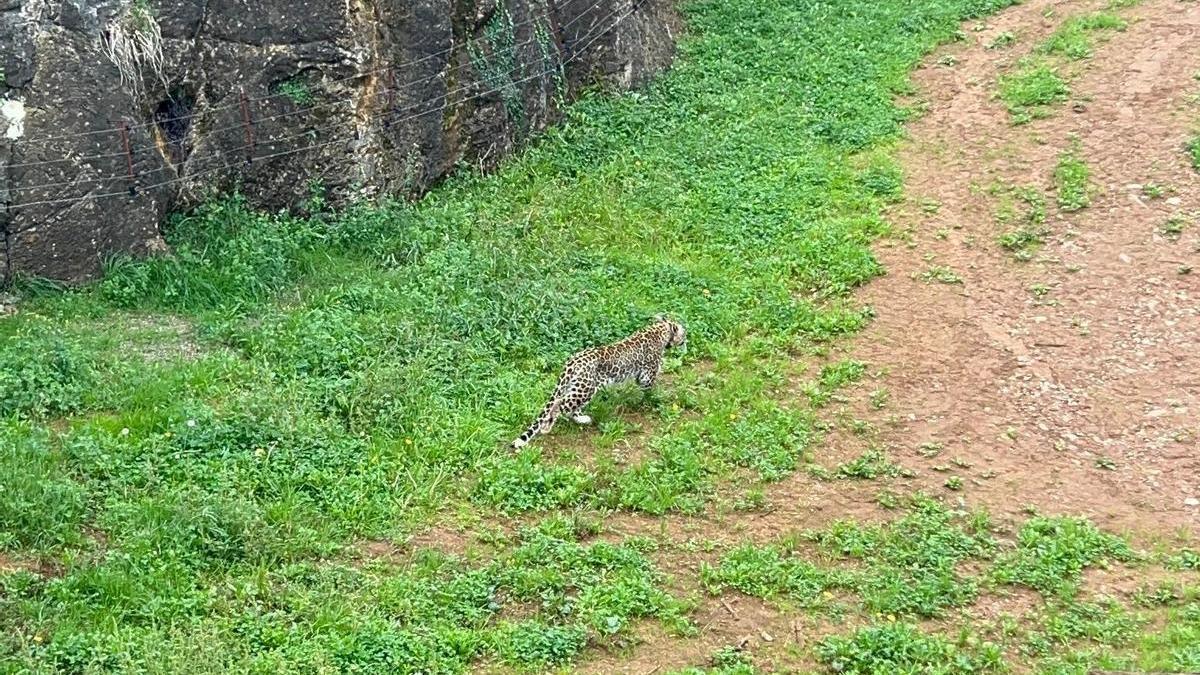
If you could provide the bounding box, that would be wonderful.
[0,0,680,283]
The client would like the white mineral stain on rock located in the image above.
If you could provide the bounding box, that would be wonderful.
[2,98,25,140]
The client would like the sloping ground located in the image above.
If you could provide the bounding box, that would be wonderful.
[851,0,1200,535]
[580,0,1200,671]
[2,0,1198,673]
[1,0,1029,671]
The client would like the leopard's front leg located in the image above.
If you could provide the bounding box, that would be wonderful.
[636,356,662,391]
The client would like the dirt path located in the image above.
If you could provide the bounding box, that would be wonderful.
[847,0,1199,536]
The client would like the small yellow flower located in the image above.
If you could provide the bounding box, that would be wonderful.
[404,438,413,445]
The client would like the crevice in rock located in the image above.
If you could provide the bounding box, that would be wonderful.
[1,196,10,285]
[153,87,195,165]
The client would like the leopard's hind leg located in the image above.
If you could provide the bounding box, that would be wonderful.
[561,380,599,426]
[564,389,597,420]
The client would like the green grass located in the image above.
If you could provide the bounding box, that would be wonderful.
[997,7,1133,124]
[816,623,1003,674]
[986,31,1017,50]
[998,61,1069,124]
[704,497,993,619]
[1026,597,1143,657]
[1020,594,1199,674]
[992,516,1136,597]
[20,0,1189,669]
[1169,549,1199,571]
[810,496,994,617]
[1141,182,1166,199]
[1054,145,1094,212]
[997,226,1047,257]
[917,265,963,284]
[2,517,689,671]
[995,184,1049,258]
[671,646,760,675]
[704,503,1196,673]
[804,359,867,407]
[1134,600,1200,672]
[0,328,95,419]
[834,447,905,479]
[1161,213,1190,240]
[1039,13,1127,61]
[0,428,88,550]
[1187,135,1200,171]
[700,541,845,606]
[275,78,314,105]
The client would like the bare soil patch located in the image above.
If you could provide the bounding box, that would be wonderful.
[0,552,63,578]
[844,0,1200,537]
[125,314,205,362]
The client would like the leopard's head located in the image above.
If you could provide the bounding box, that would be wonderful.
[656,316,687,350]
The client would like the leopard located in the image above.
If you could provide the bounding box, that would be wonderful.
[511,317,687,449]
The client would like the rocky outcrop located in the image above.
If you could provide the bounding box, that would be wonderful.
[0,0,680,283]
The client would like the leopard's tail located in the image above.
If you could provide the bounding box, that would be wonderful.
[511,373,571,449]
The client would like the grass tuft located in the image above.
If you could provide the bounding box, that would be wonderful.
[1054,144,1094,212]
[1186,135,1200,171]
[816,623,1002,674]
[998,61,1069,124]
[834,448,904,479]
[993,516,1136,596]
[1040,13,1127,61]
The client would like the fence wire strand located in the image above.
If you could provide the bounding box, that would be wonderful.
[5,3,637,219]
[9,0,606,148]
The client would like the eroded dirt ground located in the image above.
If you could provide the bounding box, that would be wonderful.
[852,0,1200,536]
[576,0,1200,670]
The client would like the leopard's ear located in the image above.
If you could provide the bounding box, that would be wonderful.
[653,313,666,323]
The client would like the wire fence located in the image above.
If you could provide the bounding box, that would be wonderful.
[14,0,603,148]
[2,0,638,222]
